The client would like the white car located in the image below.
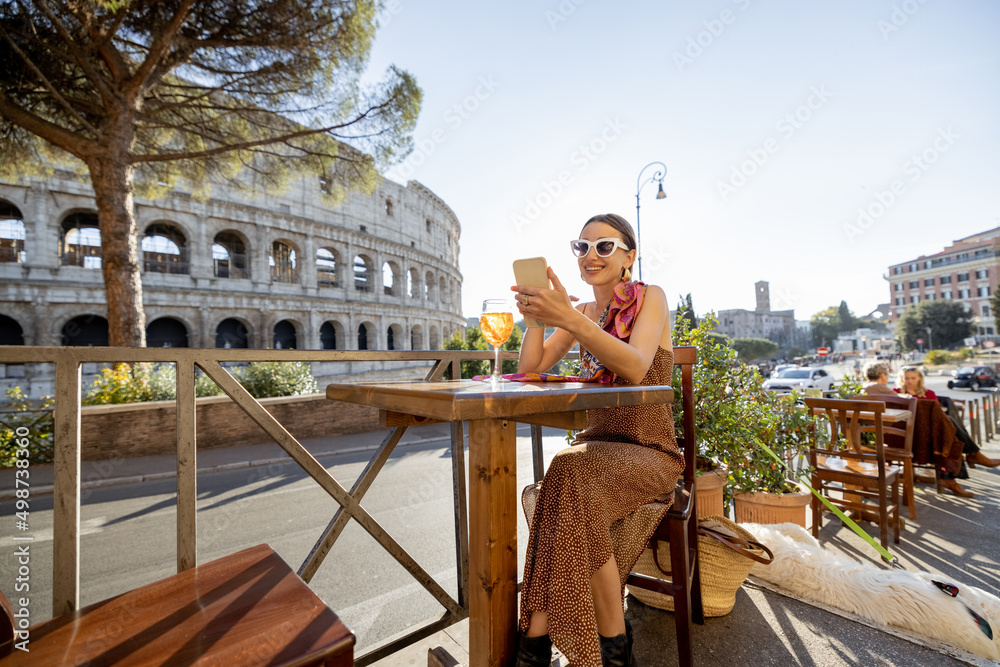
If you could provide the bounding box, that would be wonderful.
[762,367,835,394]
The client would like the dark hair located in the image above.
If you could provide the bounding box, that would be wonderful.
[580,213,637,252]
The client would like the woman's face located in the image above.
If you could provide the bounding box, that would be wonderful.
[903,371,920,391]
[577,222,636,287]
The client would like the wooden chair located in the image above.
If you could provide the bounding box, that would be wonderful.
[0,544,354,666]
[850,393,919,518]
[803,397,902,554]
[524,345,703,667]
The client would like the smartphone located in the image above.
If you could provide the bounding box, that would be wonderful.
[512,257,549,328]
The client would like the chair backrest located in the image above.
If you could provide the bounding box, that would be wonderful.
[803,397,885,454]
[673,346,697,486]
[850,393,918,454]
[803,397,891,483]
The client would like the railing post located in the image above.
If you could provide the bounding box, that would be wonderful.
[52,357,81,616]
[986,397,994,442]
[176,360,197,571]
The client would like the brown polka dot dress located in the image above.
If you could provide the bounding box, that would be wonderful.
[519,346,684,666]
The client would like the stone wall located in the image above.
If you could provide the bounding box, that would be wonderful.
[79,393,379,460]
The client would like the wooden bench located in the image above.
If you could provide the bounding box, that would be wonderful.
[0,544,354,666]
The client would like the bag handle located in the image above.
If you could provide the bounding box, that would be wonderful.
[697,525,774,565]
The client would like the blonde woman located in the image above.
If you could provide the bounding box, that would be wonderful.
[896,366,999,497]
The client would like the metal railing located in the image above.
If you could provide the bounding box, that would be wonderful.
[0,345,518,665]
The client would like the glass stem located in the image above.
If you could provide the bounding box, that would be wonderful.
[493,346,501,381]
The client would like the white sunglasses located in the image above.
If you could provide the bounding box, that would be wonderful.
[570,237,631,258]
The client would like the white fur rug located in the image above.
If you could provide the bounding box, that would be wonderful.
[744,522,1000,662]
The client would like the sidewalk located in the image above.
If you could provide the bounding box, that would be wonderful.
[3,431,998,666]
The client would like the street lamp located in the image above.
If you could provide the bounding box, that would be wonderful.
[634,161,667,282]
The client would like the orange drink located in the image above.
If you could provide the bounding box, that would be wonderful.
[480,311,514,349]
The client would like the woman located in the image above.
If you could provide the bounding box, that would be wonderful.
[510,213,682,667]
[862,361,896,395]
[895,366,999,496]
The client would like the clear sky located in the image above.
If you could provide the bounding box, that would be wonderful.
[362,0,1000,324]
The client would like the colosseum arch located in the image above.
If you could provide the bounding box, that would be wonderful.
[425,270,435,301]
[386,323,403,350]
[428,325,440,350]
[407,267,420,299]
[357,320,377,350]
[146,316,189,348]
[316,247,340,288]
[0,314,24,345]
[353,254,374,292]
[142,222,189,275]
[212,230,250,279]
[273,319,299,349]
[270,239,299,283]
[61,314,109,346]
[439,276,447,304]
[410,323,424,350]
[215,317,252,349]
[0,200,25,264]
[382,260,401,296]
[60,212,102,269]
[320,320,344,349]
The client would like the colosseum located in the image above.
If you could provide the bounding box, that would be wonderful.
[0,170,465,394]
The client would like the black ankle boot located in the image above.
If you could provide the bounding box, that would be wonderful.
[513,631,552,667]
[599,620,638,667]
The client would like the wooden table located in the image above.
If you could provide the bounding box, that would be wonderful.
[4,544,354,666]
[325,379,673,666]
[809,407,911,424]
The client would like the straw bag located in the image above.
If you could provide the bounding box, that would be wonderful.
[627,514,773,617]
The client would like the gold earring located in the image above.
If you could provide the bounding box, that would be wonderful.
[622,267,632,282]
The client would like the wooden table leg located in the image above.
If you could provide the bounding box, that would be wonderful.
[467,418,518,666]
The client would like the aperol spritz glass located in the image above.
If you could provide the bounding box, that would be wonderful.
[480,299,514,388]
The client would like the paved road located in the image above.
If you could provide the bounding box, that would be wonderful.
[0,425,569,653]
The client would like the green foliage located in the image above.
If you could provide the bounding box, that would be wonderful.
[923,349,951,365]
[960,346,976,360]
[236,362,319,398]
[502,324,523,374]
[0,388,54,466]
[82,362,317,404]
[443,327,490,379]
[731,337,779,362]
[675,293,698,329]
[811,301,857,348]
[897,300,976,350]
[832,373,864,399]
[672,313,825,494]
[82,363,176,405]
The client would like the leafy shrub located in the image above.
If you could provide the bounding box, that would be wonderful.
[82,361,317,404]
[1,387,55,466]
[923,349,952,365]
[672,313,826,495]
[236,362,318,398]
[441,325,523,378]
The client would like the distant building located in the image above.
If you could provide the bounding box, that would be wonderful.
[887,227,1000,336]
[716,281,799,347]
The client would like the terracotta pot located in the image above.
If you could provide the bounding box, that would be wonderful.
[733,489,810,527]
[695,465,728,519]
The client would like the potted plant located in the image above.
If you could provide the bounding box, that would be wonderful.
[672,313,830,526]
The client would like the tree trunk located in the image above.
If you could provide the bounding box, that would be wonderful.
[88,153,146,347]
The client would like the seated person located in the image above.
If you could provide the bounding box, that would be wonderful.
[862,361,896,395]
[895,366,999,496]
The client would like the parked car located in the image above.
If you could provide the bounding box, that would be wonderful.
[762,367,836,394]
[948,365,998,391]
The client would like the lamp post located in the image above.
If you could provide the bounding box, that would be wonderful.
[634,161,667,282]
